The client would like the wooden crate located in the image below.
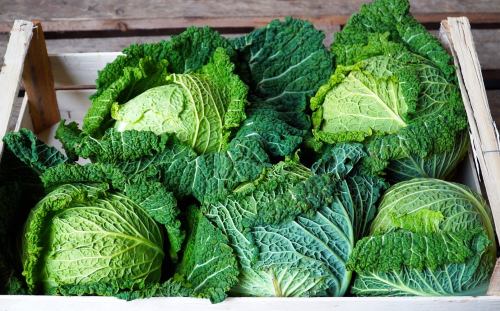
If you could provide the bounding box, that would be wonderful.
[0,17,500,310]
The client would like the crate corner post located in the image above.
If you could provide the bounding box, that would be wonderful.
[22,20,60,134]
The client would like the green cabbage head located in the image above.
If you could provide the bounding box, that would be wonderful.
[22,184,164,294]
[108,48,247,154]
[348,178,496,296]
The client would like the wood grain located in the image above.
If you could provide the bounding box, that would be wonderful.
[1,0,500,32]
[2,0,499,21]
[1,13,500,33]
[22,21,60,133]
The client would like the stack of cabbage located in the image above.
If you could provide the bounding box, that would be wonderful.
[0,0,496,302]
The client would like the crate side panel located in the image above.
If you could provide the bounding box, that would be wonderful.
[37,89,92,148]
[50,52,120,89]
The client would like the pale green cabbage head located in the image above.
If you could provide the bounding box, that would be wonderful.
[110,48,247,154]
[349,178,497,296]
[22,184,164,294]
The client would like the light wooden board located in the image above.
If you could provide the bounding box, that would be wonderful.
[0,20,32,155]
[0,295,500,311]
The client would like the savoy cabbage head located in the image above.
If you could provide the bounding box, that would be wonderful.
[2,130,240,302]
[310,0,468,181]
[348,178,497,296]
[22,183,165,294]
[204,143,386,297]
[232,17,333,158]
[88,48,247,154]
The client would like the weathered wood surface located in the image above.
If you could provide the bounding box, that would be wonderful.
[2,0,499,20]
[1,0,500,65]
[1,0,500,33]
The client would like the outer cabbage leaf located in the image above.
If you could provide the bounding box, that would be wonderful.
[386,131,469,182]
[203,161,314,273]
[84,57,169,136]
[22,184,164,294]
[119,137,270,202]
[247,184,355,297]
[232,17,333,157]
[175,207,239,303]
[352,245,494,296]
[55,278,192,299]
[311,143,366,177]
[347,174,387,239]
[0,129,68,294]
[235,108,306,158]
[332,0,454,78]
[347,229,489,272]
[3,128,67,173]
[94,26,234,97]
[56,122,169,163]
[115,279,193,300]
[41,163,128,191]
[124,181,184,261]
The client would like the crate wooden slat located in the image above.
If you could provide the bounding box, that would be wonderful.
[21,21,60,133]
[0,20,32,155]
[1,17,500,310]
[49,52,121,89]
[442,17,500,243]
[440,17,500,296]
[1,296,500,311]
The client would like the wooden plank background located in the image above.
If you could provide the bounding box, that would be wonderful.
[1,0,500,124]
